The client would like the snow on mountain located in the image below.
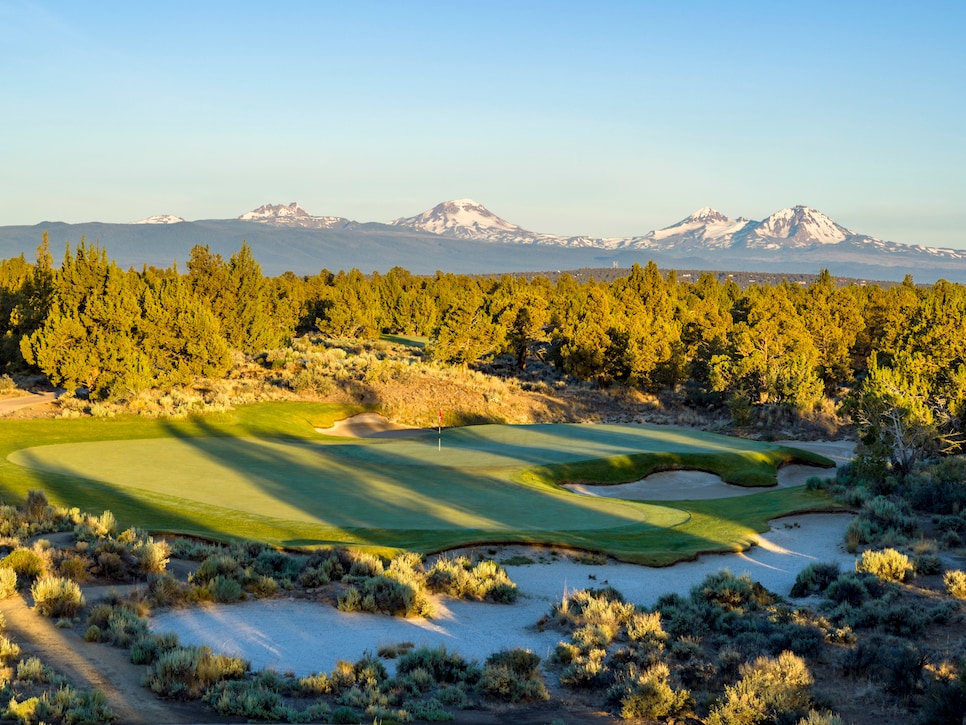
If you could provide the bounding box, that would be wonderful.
[239,202,348,229]
[389,199,538,242]
[389,199,622,248]
[738,205,852,247]
[637,208,753,249]
[131,214,185,225]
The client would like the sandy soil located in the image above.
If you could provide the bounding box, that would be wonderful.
[0,391,58,416]
[151,512,855,677]
[316,411,425,438]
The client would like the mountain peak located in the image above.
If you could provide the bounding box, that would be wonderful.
[238,202,348,229]
[390,199,529,239]
[131,214,185,225]
[684,207,731,224]
[239,202,311,221]
[753,205,852,245]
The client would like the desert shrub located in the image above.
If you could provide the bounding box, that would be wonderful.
[346,551,384,579]
[626,610,667,644]
[943,569,966,599]
[654,592,713,639]
[611,662,693,720]
[143,645,249,700]
[55,552,92,583]
[331,706,362,724]
[435,685,468,708]
[32,687,115,725]
[426,556,517,602]
[395,646,481,686]
[403,697,454,721]
[16,656,51,683]
[130,632,180,665]
[194,554,241,582]
[797,712,844,725]
[880,642,926,695]
[252,548,300,579]
[692,569,775,612]
[824,572,875,606]
[1,547,46,583]
[0,567,17,598]
[479,649,548,702]
[130,534,170,575]
[550,586,634,638]
[210,574,243,603]
[31,575,85,617]
[560,647,609,688]
[856,548,914,583]
[918,674,966,725]
[75,509,117,540]
[205,680,293,720]
[914,551,942,575]
[4,695,39,723]
[0,634,22,663]
[707,650,813,725]
[790,562,841,597]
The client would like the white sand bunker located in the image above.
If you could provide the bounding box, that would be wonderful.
[316,412,423,439]
[564,439,854,501]
[151,513,854,677]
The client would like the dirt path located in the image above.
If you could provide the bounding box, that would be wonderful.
[1,592,204,724]
[0,391,58,416]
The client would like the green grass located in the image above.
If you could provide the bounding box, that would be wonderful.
[0,403,842,565]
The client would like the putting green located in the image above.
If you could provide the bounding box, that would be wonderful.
[1,407,840,562]
[10,434,679,531]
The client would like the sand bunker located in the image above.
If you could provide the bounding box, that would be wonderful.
[564,439,854,501]
[316,412,424,439]
[151,512,854,676]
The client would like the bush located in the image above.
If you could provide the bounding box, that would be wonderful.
[855,548,914,583]
[16,656,51,683]
[614,662,693,720]
[0,567,17,598]
[143,645,249,700]
[707,651,813,725]
[943,569,966,599]
[395,646,481,686]
[1,548,46,583]
[0,634,22,663]
[31,576,85,617]
[210,575,243,603]
[205,680,293,720]
[560,648,608,688]
[791,562,840,597]
[426,556,517,603]
[479,649,548,702]
[692,569,775,612]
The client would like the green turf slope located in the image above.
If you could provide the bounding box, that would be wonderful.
[1,403,842,564]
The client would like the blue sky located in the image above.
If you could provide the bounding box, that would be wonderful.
[2,0,964,248]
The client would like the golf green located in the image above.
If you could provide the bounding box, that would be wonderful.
[10,434,680,531]
[2,409,839,560]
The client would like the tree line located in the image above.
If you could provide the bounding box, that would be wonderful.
[1,238,964,462]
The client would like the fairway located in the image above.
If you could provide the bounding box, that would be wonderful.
[1,406,841,563]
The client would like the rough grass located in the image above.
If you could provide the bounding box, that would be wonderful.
[0,403,841,565]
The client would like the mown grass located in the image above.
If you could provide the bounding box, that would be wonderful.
[0,403,842,565]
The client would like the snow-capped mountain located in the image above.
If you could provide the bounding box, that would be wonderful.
[738,205,852,247]
[632,207,753,250]
[389,199,616,248]
[238,202,349,229]
[131,214,185,225]
[388,200,966,268]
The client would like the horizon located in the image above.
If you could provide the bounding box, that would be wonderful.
[3,1,964,249]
